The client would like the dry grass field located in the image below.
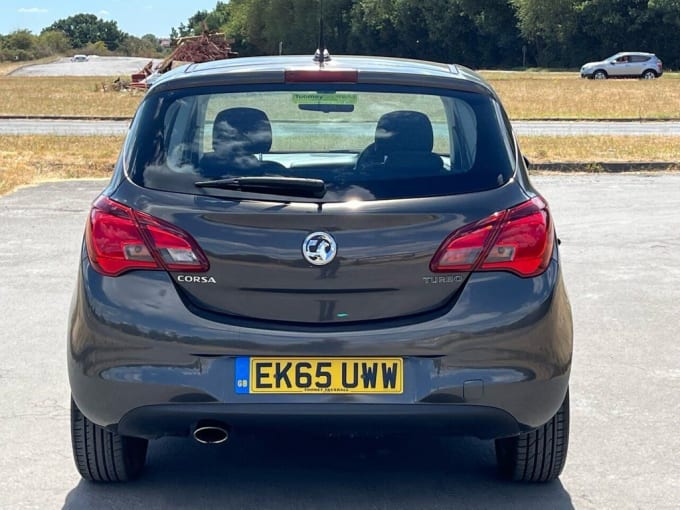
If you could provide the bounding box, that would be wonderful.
[0,136,121,195]
[0,76,143,117]
[519,135,679,163]
[0,71,679,119]
[0,134,676,196]
[0,62,24,75]
[483,71,680,120]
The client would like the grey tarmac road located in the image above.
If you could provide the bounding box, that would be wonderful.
[9,56,161,77]
[0,175,679,509]
[2,118,680,136]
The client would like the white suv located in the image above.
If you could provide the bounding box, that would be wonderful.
[580,52,663,79]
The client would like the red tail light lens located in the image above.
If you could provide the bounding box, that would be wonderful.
[85,196,209,276]
[429,214,501,272]
[430,197,554,277]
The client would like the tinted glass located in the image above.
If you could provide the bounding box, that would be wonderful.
[127,85,515,201]
[630,55,650,63]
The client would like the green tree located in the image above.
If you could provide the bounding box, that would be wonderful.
[5,29,36,51]
[204,2,232,32]
[165,0,680,69]
[220,0,262,54]
[174,10,209,37]
[142,34,159,45]
[348,0,521,67]
[647,0,680,68]
[38,30,72,54]
[347,0,395,55]
[0,29,38,60]
[119,35,158,57]
[453,0,523,67]
[0,29,75,60]
[42,13,128,50]
[512,0,680,68]
[172,2,231,38]
[512,0,579,67]
[218,0,351,55]
[567,1,666,66]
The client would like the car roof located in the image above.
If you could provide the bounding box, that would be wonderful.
[148,54,496,98]
[612,52,656,57]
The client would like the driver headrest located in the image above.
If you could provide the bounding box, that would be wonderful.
[375,110,434,154]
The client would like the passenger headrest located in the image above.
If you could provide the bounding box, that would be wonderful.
[212,107,273,155]
[375,110,434,154]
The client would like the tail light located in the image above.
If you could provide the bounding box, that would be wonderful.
[85,196,209,277]
[430,197,554,277]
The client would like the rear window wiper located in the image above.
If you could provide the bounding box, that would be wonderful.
[194,176,327,199]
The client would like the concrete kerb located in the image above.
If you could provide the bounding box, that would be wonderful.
[530,162,680,173]
[0,114,133,121]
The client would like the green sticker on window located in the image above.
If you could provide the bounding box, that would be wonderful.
[292,93,357,105]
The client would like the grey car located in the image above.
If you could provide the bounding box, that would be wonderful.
[580,51,663,79]
[68,51,573,483]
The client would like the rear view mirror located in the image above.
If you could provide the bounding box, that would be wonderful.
[293,93,357,113]
[298,104,354,113]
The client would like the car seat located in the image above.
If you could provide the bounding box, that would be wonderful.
[355,110,443,177]
[200,107,285,178]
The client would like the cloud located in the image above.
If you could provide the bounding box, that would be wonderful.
[99,10,110,16]
[17,7,48,13]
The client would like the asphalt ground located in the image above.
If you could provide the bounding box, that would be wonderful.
[0,175,678,509]
[3,118,680,137]
[9,56,160,77]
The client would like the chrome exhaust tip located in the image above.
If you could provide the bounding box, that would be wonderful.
[193,421,229,444]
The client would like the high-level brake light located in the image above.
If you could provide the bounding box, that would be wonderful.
[284,69,358,83]
[430,197,554,277]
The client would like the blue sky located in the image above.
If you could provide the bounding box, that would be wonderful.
[0,1,221,37]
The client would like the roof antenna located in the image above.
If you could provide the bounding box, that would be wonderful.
[313,0,330,65]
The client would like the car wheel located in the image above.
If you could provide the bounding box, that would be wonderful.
[642,70,657,79]
[71,398,148,482]
[593,70,607,80]
[495,390,569,482]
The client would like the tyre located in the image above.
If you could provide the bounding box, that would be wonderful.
[495,390,569,482]
[642,70,657,79]
[593,70,607,80]
[71,398,148,482]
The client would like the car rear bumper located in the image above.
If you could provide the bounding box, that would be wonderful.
[118,402,524,440]
[69,252,572,439]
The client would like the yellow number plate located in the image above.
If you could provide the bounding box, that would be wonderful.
[235,357,403,394]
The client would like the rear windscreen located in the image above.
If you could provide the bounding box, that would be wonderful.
[127,85,515,201]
